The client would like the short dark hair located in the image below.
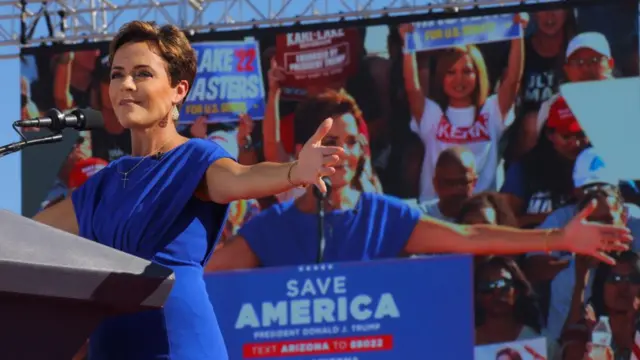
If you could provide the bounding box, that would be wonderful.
[109,21,197,95]
[293,89,362,145]
[590,251,640,318]
[475,257,542,333]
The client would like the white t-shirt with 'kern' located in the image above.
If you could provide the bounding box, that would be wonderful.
[410,95,514,202]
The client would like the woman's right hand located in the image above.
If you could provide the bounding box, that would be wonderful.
[268,58,286,91]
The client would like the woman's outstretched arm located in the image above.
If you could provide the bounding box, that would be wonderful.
[404,202,630,264]
[202,118,343,204]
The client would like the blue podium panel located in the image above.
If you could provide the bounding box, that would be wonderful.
[205,255,474,360]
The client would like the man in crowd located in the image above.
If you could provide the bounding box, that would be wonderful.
[524,147,640,341]
[419,146,478,222]
[538,32,614,129]
[519,32,615,154]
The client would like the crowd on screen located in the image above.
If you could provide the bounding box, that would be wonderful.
[19,3,640,360]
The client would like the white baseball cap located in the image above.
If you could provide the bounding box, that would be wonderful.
[573,147,619,188]
[566,32,612,59]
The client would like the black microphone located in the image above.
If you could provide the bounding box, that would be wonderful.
[313,177,332,264]
[14,108,104,132]
[313,177,332,200]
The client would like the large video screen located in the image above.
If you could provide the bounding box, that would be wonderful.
[18,2,640,358]
[20,2,639,217]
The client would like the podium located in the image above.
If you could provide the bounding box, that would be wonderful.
[0,210,175,360]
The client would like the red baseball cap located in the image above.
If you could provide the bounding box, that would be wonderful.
[69,157,109,189]
[546,96,583,135]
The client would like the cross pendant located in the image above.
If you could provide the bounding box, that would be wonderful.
[122,174,128,189]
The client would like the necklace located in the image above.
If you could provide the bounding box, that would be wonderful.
[118,138,173,189]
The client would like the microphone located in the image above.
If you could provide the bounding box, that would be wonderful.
[313,177,332,264]
[14,108,104,132]
[313,177,332,200]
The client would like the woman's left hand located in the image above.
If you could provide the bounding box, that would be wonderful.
[560,200,632,264]
[514,13,530,28]
[291,118,344,193]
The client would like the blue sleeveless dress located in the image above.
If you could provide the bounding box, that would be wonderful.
[71,138,232,360]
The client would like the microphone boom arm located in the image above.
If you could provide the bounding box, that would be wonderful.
[0,133,64,159]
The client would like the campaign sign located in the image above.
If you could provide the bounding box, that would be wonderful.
[475,337,547,360]
[275,28,361,101]
[180,40,265,123]
[406,14,522,52]
[205,256,474,359]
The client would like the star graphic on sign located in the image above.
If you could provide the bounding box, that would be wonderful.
[305,266,312,272]
[298,266,304,272]
[327,264,333,270]
[320,264,326,271]
[312,265,319,271]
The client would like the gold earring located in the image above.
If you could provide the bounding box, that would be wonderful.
[172,105,180,122]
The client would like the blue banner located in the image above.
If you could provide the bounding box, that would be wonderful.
[205,256,474,359]
[406,14,522,52]
[180,40,266,123]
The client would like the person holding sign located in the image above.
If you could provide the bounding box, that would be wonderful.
[401,14,527,203]
[563,251,639,360]
[475,256,557,358]
[32,21,345,360]
[208,89,631,272]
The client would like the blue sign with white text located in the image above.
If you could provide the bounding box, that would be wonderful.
[205,256,474,360]
[180,40,266,123]
[406,14,522,52]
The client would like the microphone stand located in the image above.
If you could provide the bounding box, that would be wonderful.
[316,193,326,264]
[0,133,64,159]
[313,180,330,264]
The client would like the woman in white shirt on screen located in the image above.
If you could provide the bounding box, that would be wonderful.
[399,15,527,202]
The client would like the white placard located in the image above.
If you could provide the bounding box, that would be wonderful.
[475,337,547,360]
[560,78,640,180]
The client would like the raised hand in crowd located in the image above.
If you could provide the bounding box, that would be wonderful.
[397,23,414,41]
[514,12,530,28]
[559,256,599,360]
[236,113,254,146]
[262,57,292,164]
[20,76,41,128]
[267,58,286,92]
[236,113,258,166]
[189,115,208,139]
[54,51,74,65]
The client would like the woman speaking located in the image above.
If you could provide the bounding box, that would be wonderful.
[34,21,631,360]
